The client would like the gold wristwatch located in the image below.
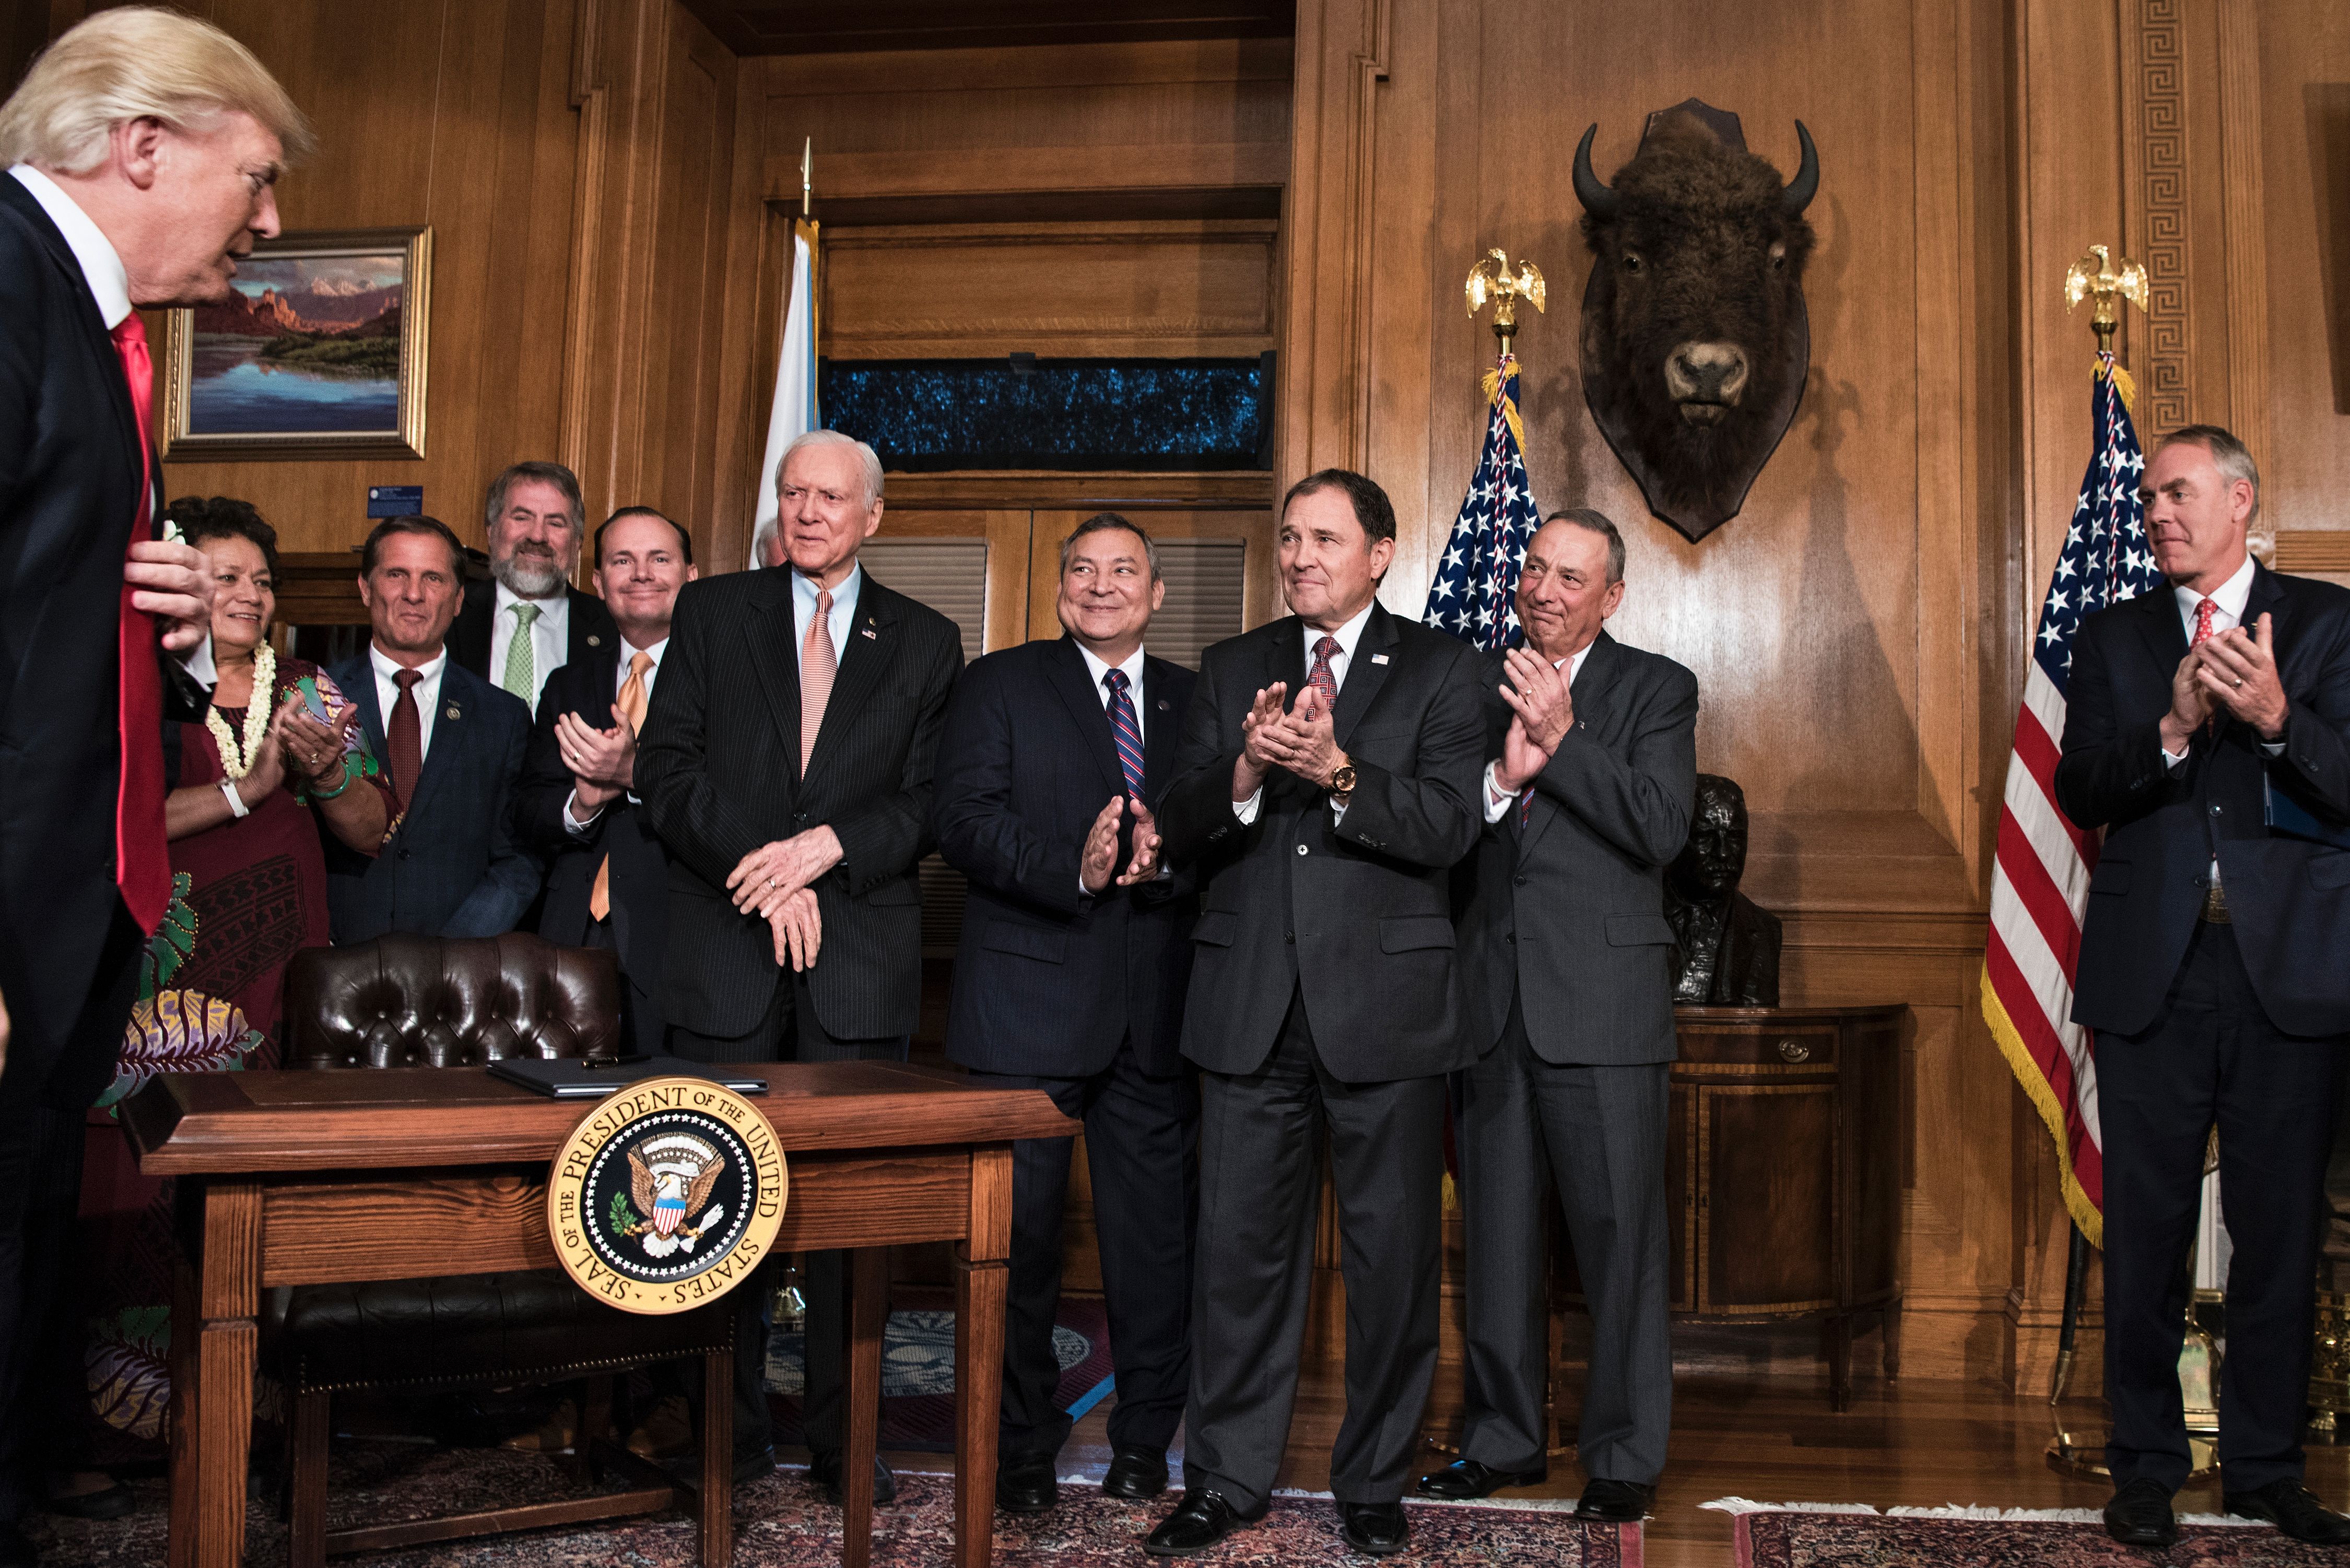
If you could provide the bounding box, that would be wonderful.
[1329,757,1358,801]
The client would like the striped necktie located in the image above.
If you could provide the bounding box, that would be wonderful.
[1103,668,1146,798]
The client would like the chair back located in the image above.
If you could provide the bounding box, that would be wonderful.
[281,931,621,1069]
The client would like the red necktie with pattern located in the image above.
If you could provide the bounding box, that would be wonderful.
[1306,635,1341,714]
[110,314,169,933]
[387,669,424,812]
[2192,597,2217,735]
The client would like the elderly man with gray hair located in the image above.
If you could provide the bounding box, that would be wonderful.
[638,427,964,1506]
[0,7,311,1553]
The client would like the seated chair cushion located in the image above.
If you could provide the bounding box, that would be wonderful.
[280,932,623,1069]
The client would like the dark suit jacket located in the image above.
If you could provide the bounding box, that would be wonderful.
[518,648,672,1012]
[448,578,619,687]
[1453,632,1699,1066]
[636,568,964,1041]
[932,635,1198,1079]
[323,655,542,942]
[1159,603,1487,1082]
[2056,564,2350,1037]
[0,176,207,1104]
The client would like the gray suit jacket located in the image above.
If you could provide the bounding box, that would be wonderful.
[1453,632,1699,1066]
[323,656,543,942]
[1159,603,1488,1082]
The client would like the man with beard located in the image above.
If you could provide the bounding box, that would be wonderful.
[450,461,619,708]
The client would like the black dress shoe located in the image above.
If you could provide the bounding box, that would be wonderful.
[1574,1478,1656,1522]
[44,1480,135,1520]
[1143,1488,1266,1556]
[732,1445,776,1486]
[1102,1445,1170,1500]
[2224,1479,2350,1544]
[2103,1478,2177,1548]
[808,1448,898,1506]
[1338,1501,1409,1556]
[996,1451,1058,1515]
[1417,1458,1546,1500]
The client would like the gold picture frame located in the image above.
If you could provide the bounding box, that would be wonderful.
[160,226,431,462]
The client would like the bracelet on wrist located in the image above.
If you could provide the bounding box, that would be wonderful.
[220,779,252,819]
[309,759,356,801]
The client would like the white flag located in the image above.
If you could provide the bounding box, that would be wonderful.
[750,217,819,568]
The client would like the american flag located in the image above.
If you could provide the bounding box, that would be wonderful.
[1425,352,1543,650]
[1982,353,2159,1247]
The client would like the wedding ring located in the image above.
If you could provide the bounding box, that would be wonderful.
[2233,676,2244,688]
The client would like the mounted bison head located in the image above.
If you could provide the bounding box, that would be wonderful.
[1575,101,1818,542]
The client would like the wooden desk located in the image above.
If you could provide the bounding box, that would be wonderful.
[125,1063,1077,1568]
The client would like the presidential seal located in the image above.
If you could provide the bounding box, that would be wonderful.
[547,1077,786,1314]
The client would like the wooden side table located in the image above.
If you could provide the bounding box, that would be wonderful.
[1552,1004,1906,1414]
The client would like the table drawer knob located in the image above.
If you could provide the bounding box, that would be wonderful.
[1777,1039,1813,1064]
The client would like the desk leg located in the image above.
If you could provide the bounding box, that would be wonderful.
[955,1146,1013,1568]
[842,1246,887,1568]
[174,1182,261,1568]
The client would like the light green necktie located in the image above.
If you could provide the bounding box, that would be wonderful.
[501,602,540,701]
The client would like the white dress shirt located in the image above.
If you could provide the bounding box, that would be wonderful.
[495,581,570,709]
[1483,640,1597,822]
[370,643,450,761]
[1233,600,1378,824]
[792,564,862,665]
[565,637,668,832]
[13,163,216,687]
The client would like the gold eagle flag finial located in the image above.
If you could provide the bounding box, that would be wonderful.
[1465,248,1546,350]
[2064,243,2149,357]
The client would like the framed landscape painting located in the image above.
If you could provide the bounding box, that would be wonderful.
[160,227,431,461]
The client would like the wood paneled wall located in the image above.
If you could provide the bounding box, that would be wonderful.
[1286,0,2350,1386]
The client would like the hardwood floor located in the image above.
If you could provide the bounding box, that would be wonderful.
[874,1361,2350,1567]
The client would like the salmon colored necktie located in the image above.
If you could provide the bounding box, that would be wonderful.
[589,652,653,921]
[800,590,836,777]
[111,314,169,934]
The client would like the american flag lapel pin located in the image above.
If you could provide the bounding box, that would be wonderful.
[861,627,878,640]
[1371,653,1390,665]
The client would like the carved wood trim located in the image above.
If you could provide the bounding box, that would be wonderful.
[2273,530,2350,573]
[2215,0,2271,494]
[2121,0,2192,435]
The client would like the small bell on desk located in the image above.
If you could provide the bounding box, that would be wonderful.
[772,1258,808,1332]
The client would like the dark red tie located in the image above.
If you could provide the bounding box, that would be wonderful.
[110,314,169,933]
[1306,635,1341,713]
[388,669,423,811]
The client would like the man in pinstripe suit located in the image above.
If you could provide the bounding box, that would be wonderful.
[636,429,964,1503]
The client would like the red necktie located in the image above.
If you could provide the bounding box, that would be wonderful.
[110,315,169,933]
[388,669,423,812]
[2191,597,2215,648]
[1306,635,1341,714]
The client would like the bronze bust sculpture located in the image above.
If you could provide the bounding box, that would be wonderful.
[1666,773,1782,1006]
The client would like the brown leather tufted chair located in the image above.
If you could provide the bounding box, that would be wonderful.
[274,933,736,1567]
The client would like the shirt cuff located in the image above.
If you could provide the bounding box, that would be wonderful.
[1233,787,1262,826]
[178,632,217,689]
[564,789,603,833]
[2160,743,2188,770]
[2261,739,2286,757]
[1483,760,1515,824]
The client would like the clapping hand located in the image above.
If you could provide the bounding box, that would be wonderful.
[1499,649,1573,750]
[2160,646,2215,753]
[1233,682,1289,799]
[1258,686,1344,789]
[768,888,822,971]
[1082,795,1165,893]
[1120,796,1163,884]
[557,706,638,809]
[281,700,358,785]
[2195,614,2290,739]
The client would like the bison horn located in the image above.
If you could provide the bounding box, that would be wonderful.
[1781,121,1819,216]
[1572,125,1619,220]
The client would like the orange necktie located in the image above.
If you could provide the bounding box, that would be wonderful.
[800,590,837,777]
[589,651,653,922]
[111,314,169,933]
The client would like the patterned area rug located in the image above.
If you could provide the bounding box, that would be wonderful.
[1710,1499,2326,1567]
[31,1455,1641,1567]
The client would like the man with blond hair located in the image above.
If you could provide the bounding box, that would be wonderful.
[0,9,311,1555]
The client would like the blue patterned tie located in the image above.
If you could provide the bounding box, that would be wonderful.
[1103,668,1147,798]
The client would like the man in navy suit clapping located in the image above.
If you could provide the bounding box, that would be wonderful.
[932,514,1200,1516]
